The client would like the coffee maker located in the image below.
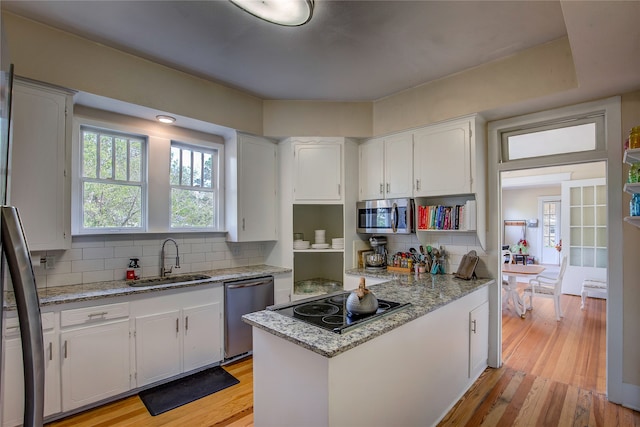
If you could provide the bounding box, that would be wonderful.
[365,235,388,271]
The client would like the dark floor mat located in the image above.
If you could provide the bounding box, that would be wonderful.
[138,366,239,416]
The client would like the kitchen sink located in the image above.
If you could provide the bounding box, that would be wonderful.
[128,273,212,287]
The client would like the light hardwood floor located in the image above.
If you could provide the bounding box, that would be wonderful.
[47,289,638,426]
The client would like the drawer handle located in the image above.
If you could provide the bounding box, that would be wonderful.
[6,325,19,330]
[87,311,108,318]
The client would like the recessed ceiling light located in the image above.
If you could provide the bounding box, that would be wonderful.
[156,115,176,124]
[229,0,314,26]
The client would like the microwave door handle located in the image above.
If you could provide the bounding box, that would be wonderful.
[392,203,398,233]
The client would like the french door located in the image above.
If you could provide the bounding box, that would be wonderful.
[560,178,607,295]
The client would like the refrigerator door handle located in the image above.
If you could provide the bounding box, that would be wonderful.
[1,206,45,427]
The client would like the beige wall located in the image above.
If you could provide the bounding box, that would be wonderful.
[373,37,577,135]
[621,90,640,385]
[263,100,372,138]
[3,13,264,135]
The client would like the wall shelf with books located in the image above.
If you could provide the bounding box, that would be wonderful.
[415,195,477,233]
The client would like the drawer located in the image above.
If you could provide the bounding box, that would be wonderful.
[61,302,129,328]
[4,312,55,337]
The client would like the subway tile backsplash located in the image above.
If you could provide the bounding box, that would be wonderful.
[384,232,489,278]
[28,233,266,290]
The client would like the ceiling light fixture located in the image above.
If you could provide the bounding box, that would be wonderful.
[156,115,176,124]
[229,0,314,26]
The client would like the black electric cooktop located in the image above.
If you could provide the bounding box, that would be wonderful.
[268,291,410,334]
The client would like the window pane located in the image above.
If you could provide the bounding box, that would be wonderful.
[181,148,192,186]
[83,182,142,228]
[130,140,142,182]
[115,137,128,180]
[203,152,212,188]
[171,188,214,228]
[507,123,596,160]
[193,152,202,187]
[99,135,113,179]
[170,146,180,185]
[82,131,97,178]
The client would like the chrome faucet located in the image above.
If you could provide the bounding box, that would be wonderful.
[160,238,180,277]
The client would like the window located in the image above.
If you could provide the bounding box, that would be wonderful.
[170,141,220,229]
[79,126,146,231]
[500,115,605,162]
[542,201,558,248]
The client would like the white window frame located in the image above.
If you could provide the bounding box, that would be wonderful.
[73,121,148,234]
[169,140,222,231]
[72,115,225,234]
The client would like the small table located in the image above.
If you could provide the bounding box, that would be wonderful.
[502,264,545,317]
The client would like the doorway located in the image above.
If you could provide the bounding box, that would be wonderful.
[499,161,607,394]
[487,96,622,402]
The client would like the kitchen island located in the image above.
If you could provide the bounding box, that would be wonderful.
[243,274,494,427]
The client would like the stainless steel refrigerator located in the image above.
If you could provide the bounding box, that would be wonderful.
[0,60,46,426]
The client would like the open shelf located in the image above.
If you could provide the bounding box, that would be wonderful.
[624,148,640,164]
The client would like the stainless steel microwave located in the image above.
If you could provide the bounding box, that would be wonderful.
[356,198,414,234]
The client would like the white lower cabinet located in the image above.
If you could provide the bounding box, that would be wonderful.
[273,272,292,305]
[2,314,60,427]
[60,310,131,411]
[133,285,223,387]
[469,300,489,379]
[134,310,182,386]
[1,285,224,424]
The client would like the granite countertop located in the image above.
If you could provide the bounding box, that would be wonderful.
[243,273,494,358]
[4,265,291,309]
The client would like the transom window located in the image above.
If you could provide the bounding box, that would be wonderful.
[501,115,605,162]
[170,141,219,229]
[79,126,146,231]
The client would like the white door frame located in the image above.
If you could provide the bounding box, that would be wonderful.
[487,96,622,403]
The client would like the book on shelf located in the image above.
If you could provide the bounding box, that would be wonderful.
[417,199,476,231]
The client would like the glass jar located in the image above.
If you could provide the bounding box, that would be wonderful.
[629,163,640,183]
[630,126,640,149]
[630,194,640,216]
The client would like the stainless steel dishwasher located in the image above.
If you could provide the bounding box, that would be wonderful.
[224,276,274,359]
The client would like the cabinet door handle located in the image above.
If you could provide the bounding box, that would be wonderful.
[63,340,68,359]
[87,311,108,318]
[379,183,384,194]
[49,342,53,361]
[471,319,477,334]
[386,183,390,193]
[242,218,245,231]
[416,179,421,191]
[185,316,189,332]
[176,318,179,334]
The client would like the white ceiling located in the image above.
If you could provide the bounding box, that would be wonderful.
[2,1,640,113]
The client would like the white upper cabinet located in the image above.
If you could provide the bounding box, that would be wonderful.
[358,138,385,200]
[292,138,343,203]
[359,133,413,201]
[10,79,72,250]
[384,133,414,198]
[226,133,278,242]
[413,118,472,197]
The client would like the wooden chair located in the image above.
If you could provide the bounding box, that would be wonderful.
[581,279,607,310]
[523,256,568,321]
